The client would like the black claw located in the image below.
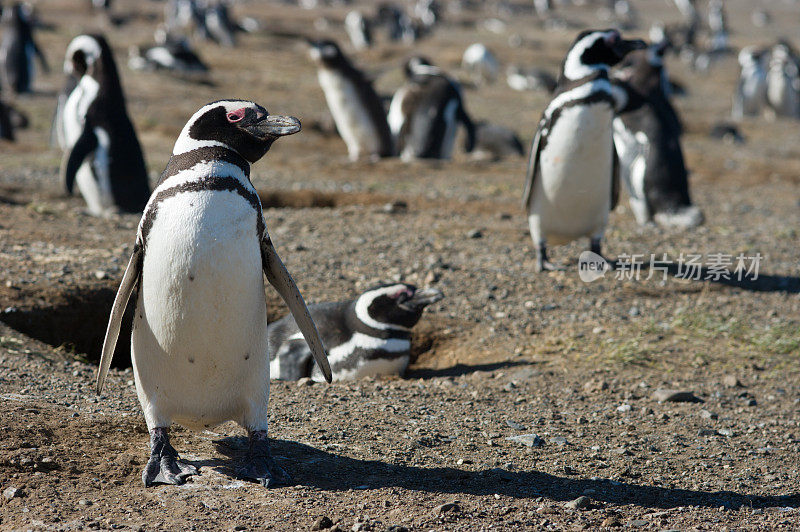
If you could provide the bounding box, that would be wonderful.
[142,427,198,487]
[237,431,293,488]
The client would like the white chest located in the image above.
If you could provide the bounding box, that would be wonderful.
[63,75,99,147]
[317,68,380,158]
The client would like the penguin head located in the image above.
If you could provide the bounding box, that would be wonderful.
[173,100,301,162]
[561,29,646,81]
[404,56,438,79]
[64,34,104,76]
[613,44,664,92]
[307,39,348,69]
[357,283,444,330]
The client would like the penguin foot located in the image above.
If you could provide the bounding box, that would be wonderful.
[142,427,198,487]
[236,431,293,488]
[536,260,565,272]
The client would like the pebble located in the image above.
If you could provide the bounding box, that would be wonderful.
[94,270,108,280]
[617,404,631,412]
[700,409,718,420]
[311,516,333,530]
[723,375,743,388]
[564,496,592,510]
[550,436,568,446]
[505,420,525,430]
[78,499,92,506]
[433,502,460,515]
[718,428,734,437]
[601,516,622,527]
[652,389,703,403]
[505,434,544,447]
[3,486,21,499]
[698,429,718,437]
[297,377,315,387]
[583,379,608,392]
[466,229,483,239]
[381,201,407,214]
[628,520,648,528]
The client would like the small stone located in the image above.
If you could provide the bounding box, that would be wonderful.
[550,436,568,446]
[506,420,525,430]
[78,499,92,506]
[629,306,640,317]
[424,271,440,284]
[94,270,109,280]
[382,201,407,214]
[700,409,718,420]
[433,502,460,515]
[617,404,631,412]
[466,229,483,239]
[583,379,609,392]
[628,520,648,528]
[297,377,315,387]
[652,389,703,403]
[3,486,21,499]
[601,517,622,527]
[311,516,334,530]
[746,398,757,407]
[505,434,544,447]
[698,429,718,437]
[718,428,734,437]
[564,496,592,510]
[723,375,743,388]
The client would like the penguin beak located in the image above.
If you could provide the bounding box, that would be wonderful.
[400,288,444,311]
[612,39,647,60]
[247,115,301,139]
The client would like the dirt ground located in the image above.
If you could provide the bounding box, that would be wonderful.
[2,0,800,530]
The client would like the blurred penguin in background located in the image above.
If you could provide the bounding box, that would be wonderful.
[0,2,49,94]
[765,41,800,119]
[732,46,767,119]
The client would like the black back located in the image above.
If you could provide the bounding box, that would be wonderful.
[0,3,39,93]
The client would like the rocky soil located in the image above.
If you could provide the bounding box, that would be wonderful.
[1,0,800,530]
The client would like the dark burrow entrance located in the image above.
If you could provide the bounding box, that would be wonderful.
[0,286,442,371]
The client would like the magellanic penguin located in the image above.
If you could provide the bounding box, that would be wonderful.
[128,29,209,75]
[269,283,443,382]
[0,94,28,141]
[462,43,499,85]
[522,29,645,272]
[345,10,372,50]
[472,121,524,161]
[388,57,475,161]
[732,46,767,120]
[612,44,703,229]
[58,34,151,217]
[0,2,49,94]
[96,100,332,488]
[765,42,800,119]
[308,40,394,161]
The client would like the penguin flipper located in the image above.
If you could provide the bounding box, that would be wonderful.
[61,127,98,195]
[96,244,142,395]
[521,123,543,210]
[261,237,332,383]
[611,147,621,211]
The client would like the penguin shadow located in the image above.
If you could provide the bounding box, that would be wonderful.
[198,436,800,511]
[636,262,800,294]
[405,360,530,379]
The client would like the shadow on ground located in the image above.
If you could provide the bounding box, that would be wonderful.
[197,437,800,511]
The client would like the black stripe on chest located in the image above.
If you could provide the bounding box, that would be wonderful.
[157,146,251,186]
[139,174,264,250]
[539,90,617,153]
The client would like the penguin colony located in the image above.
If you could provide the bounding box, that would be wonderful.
[0,0,785,490]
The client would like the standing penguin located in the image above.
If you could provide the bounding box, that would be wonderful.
[765,42,800,119]
[345,10,372,50]
[97,100,332,488]
[269,283,443,381]
[0,2,48,94]
[522,29,645,271]
[612,44,703,229]
[58,34,151,216]
[308,40,393,161]
[388,57,475,161]
[732,46,767,119]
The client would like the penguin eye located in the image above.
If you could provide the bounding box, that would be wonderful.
[226,108,246,123]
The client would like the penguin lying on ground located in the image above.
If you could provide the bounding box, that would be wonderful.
[97,99,332,488]
[471,121,524,161]
[308,39,394,161]
[57,34,151,216]
[269,283,443,381]
[388,56,475,161]
[612,43,703,229]
[506,65,557,93]
[128,28,209,75]
[0,2,49,94]
[523,29,645,272]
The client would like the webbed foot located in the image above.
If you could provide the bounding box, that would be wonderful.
[142,427,198,487]
[236,430,293,488]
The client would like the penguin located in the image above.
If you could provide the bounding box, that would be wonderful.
[308,40,394,161]
[732,46,767,119]
[0,2,48,94]
[388,57,475,161]
[128,30,209,75]
[522,29,645,272]
[203,1,237,48]
[471,121,524,161]
[506,65,557,93]
[96,99,332,488]
[707,0,728,54]
[765,42,800,119]
[344,10,372,50]
[462,43,499,85]
[269,283,443,381]
[0,94,28,140]
[376,3,418,44]
[59,34,151,217]
[612,44,703,229]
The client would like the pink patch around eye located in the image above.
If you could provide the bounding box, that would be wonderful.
[226,108,246,122]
